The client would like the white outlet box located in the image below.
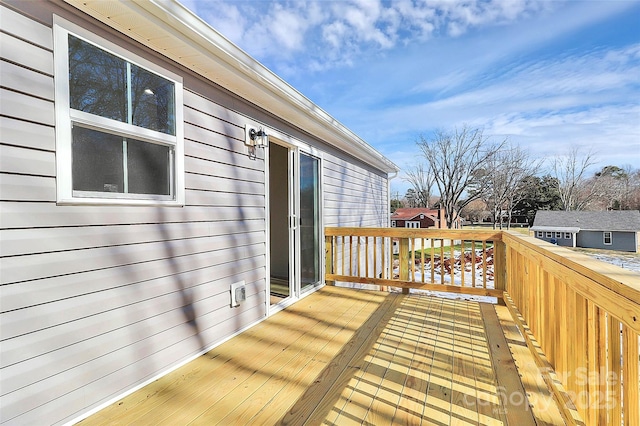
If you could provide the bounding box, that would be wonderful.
[230,280,246,307]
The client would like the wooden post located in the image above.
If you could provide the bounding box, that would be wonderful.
[325,236,334,286]
[399,237,410,294]
[493,240,506,293]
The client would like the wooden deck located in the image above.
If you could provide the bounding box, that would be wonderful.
[81,286,568,425]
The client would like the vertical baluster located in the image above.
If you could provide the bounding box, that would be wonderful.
[460,240,465,287]
[622,327,639,426]
[381,236,386,280]
[342,235,347,276]
[356,236,361,277]
[430,238,435,283]
[481,240,487,288]
[587,302,603,425]
[449,238,454,284]
[471,241,476,288]
[373,237,378,278]
[399,237,410,294]
[440,240,445,285]
[390,237,394,280]
[421,237,426,283]
[410,237,416,282]
[607,315,622,426]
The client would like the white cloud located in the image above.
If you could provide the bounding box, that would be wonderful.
[183,0,640,179]
[186,0,552,73]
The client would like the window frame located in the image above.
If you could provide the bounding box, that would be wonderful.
[564,232,572,239]
[54,16,184,206]
[603,231,612,245]
[546,232,553,238]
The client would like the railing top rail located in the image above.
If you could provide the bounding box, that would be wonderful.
[325,227,503,241]
[502,231,640,305]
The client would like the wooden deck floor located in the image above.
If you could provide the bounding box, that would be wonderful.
[81,286,567,425]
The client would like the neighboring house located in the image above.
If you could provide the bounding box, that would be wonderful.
[0,1,398,424]
[531,210,640,253]
[391,207,462,229]
[390,208,462,254]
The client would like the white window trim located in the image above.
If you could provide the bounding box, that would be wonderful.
[53,16,184,206]
[604,231,612,245]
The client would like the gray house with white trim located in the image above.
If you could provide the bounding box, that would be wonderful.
[0,1,398,424]
[532,210,640,253]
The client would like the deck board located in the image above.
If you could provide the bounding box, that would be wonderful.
[79,286,567,426]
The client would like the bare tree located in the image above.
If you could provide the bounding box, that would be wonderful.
[403,163,434,208]
[460,199,489,224]
[485,145,542,229]
[417,125,505,228]
[552,148,601,210]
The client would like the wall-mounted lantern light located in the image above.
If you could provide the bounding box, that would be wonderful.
[247,126,268,148]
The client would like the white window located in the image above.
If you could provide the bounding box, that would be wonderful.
[604,232,612,245]
[536,231,543,238]
[555,232,562,239]
[546,232,553,238]
[564,233,572,239]
[406,221,420,228]
[391,220,396,227]
[54,17,184,205]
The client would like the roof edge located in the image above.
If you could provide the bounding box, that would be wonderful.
[63,0,399,174]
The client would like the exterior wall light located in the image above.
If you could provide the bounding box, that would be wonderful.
[247,126,269,148]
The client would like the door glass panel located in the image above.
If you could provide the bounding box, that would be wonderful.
[300,153,320,290]
[269,143,291,304]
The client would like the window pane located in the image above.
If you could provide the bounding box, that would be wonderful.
[127,139,171,195]
[72,127,124,192]
[131,64,175,135]
[68,35,127,122]
[300,153,320,289]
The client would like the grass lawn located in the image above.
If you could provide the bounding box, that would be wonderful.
[412,241,494,257]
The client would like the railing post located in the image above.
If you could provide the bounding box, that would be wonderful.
[399,238,410,294]
[494,239,506,296]
[325,236,334,286]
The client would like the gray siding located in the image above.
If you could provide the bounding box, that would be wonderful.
[0,2,391,425]
[323,155,389,228]
[576,230,637,252]
[1,5,266,424]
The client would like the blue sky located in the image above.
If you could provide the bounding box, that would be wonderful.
[183,0,640,195]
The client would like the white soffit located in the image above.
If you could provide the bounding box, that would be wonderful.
[63,0,399,174]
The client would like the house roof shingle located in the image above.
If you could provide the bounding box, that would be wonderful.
[391,208,440,221]
[532,210,640,232]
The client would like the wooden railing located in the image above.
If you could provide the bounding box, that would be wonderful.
[502,232,640,426]
[324,227,505,297]
[324,227,640,426]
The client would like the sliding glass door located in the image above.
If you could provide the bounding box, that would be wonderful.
[268,145,321,311]
[299,153,320,291]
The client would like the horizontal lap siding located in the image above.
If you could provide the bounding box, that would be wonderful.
[323,155,389,228]
[0,5,266,425]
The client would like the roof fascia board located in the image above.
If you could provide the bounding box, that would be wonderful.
[62,0,398,174]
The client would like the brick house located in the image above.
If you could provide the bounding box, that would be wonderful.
[391,208,462,229]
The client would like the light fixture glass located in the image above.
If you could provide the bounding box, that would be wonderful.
[249,127,268,147]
